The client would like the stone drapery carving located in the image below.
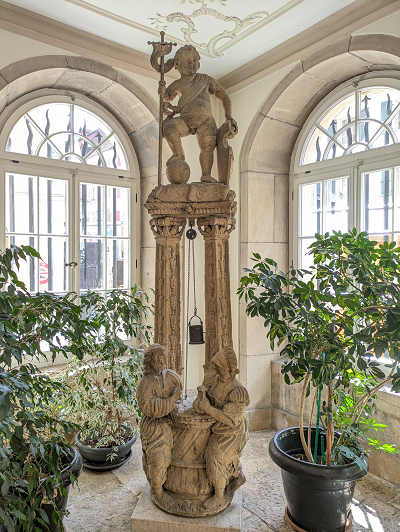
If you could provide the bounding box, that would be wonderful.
[150,217,186,373]
[136,344,182,504]
[137,344,249,517]
[198,216,235,366]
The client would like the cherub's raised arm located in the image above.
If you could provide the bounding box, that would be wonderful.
[159,80,179,103]
[209,78,233,119]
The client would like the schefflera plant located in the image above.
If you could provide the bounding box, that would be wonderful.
[0,246,93,532]
[238,229,400,467]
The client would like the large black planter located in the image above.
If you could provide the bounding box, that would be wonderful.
[74,429,136,471]
[0,448,82,532]
[269,427,369,532]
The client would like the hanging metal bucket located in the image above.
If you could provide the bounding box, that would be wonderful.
[189,315,205,345]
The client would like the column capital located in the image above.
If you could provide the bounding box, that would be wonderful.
[150,217,186,239]
[197,216,236,238]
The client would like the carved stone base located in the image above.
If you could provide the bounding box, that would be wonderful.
[131,484,242,532]
[150,477,238,517]
[145,182,237,218]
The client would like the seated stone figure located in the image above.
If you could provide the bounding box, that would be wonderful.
[136,344,182,504]
[194,346,250,511]
[159,44,237,183]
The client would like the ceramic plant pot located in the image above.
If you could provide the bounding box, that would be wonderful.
[269,427,369,532]
[74,428,136,471]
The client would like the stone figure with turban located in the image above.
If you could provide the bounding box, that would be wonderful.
[193,346,250,510]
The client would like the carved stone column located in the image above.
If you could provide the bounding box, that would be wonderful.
[150,217,186,373]
[197,216,235,366]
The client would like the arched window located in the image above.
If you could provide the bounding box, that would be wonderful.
[291,76,400,273]
[301,86,400,165]
[6,102,128,170]
[0,94,138,296]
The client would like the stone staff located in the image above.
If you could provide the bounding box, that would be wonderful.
[148,31,176,187]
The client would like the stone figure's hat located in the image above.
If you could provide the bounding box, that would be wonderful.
[211,347,240,375]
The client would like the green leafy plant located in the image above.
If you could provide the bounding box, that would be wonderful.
[0,246,94,532]
[238,229,400,467]
[59,287,153,451]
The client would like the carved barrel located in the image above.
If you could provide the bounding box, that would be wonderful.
[164,407,214,500]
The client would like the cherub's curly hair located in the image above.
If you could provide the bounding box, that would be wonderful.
[143,343,165,374]
[174,45,200,69]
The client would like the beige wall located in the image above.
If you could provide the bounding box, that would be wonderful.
[353,9,400,37]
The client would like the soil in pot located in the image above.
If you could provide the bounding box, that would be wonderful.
[269,427,368,532]
[75,425,137,471]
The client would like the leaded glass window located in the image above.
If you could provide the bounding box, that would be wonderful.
[301,87,400,165]
[6,103,129,170]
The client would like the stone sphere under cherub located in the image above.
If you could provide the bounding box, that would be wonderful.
[136,344,250,517]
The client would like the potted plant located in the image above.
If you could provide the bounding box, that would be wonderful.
[238,230,400,532]
[60,287,153,471]
[0,245,93,532]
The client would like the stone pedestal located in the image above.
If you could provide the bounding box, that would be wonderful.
[131,484,242,532]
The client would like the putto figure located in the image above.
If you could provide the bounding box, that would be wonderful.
[136,344,182,505]
[159,44,238,183]
[193,346,250,511]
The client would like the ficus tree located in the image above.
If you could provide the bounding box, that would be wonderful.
[0,246,94,532]
[238,229,400,467]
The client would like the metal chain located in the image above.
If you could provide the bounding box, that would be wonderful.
[192,231,197,316]
[184,235,191,400]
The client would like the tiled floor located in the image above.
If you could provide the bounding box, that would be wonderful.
[64,430,400,532]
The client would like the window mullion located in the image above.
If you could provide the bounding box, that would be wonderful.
[355,89,360,144]
[393,166,397,242]
[322,180,327,235]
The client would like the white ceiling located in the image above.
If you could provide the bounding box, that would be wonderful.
[7,0,358,77]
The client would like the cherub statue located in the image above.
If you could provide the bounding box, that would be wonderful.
[193,346,250,511]
[136,344,182,504]
[159,44,238,183]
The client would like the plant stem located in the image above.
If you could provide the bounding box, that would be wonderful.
[308,386,318,451]
[335,364,397,451]
[313,386,322,463]
[326,385,333,466]
[300,368,314,463]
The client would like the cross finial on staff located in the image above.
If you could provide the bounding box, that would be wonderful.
[148,32,177,187]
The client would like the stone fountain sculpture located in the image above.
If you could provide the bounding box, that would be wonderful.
[136,32,249,518]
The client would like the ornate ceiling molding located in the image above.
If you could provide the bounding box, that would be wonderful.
[63,0,306,59]
[149,5,269,58]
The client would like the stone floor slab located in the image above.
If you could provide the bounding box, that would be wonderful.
[131,484,242,532]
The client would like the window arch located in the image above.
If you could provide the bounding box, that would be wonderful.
[301,86,400,165]
[0,93,138,297]
[6,102,128,170]
[292,76,400,275]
